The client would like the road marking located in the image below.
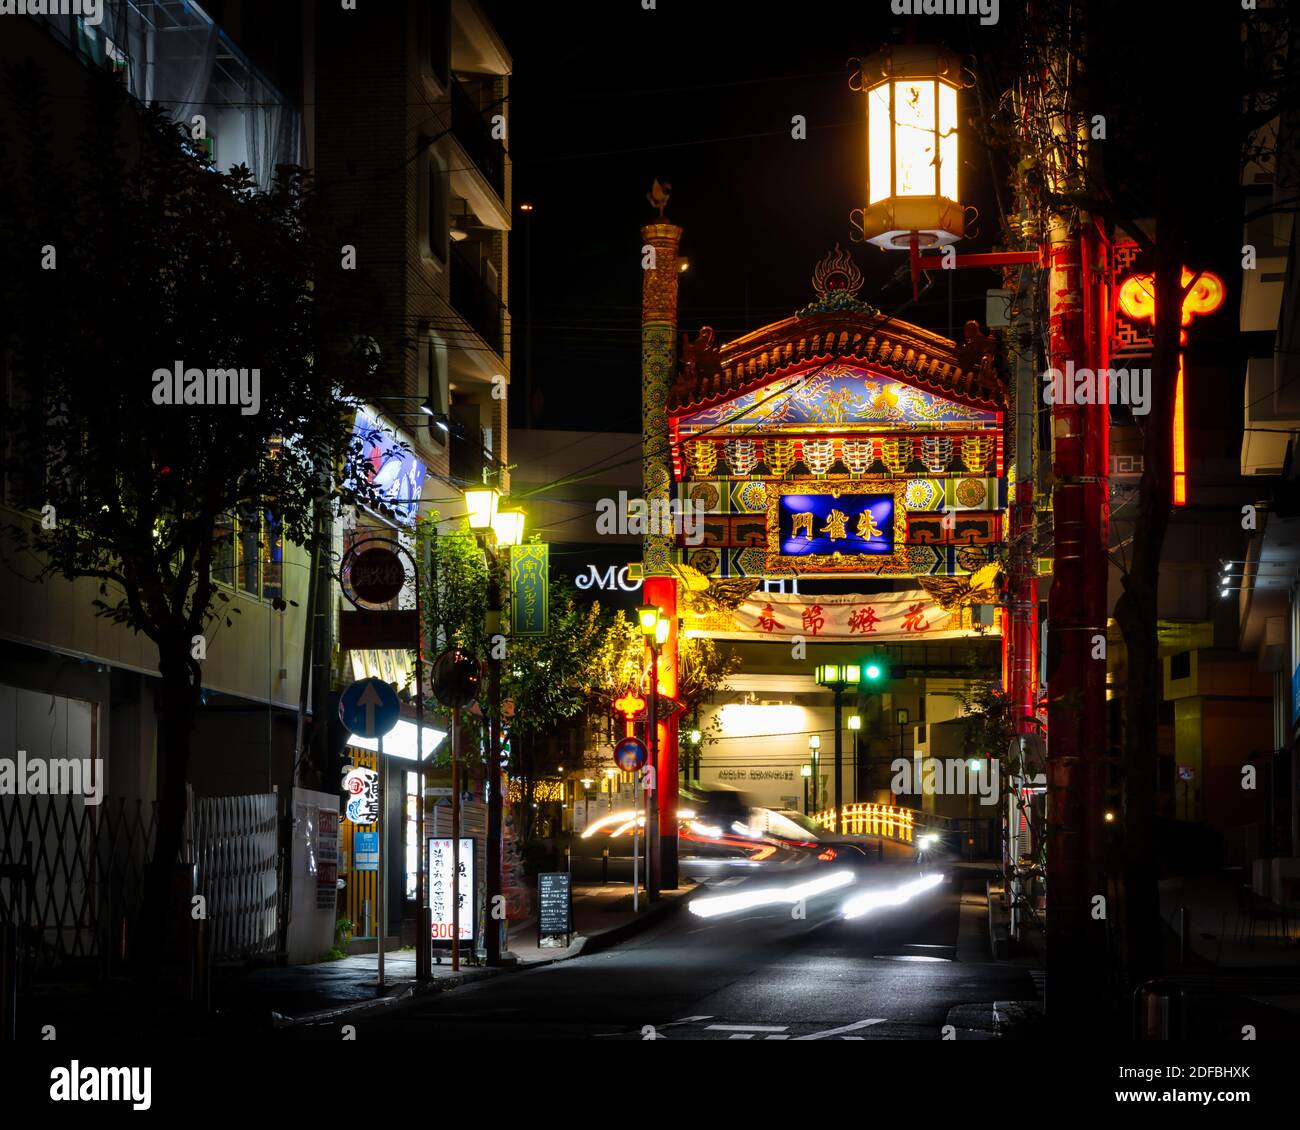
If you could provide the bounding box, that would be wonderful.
[764,1034,791,1040]
[593,1014,713,1038]
[728,1033,755,1039]
[792,1019,887,1040]
[707,1023,789,1032]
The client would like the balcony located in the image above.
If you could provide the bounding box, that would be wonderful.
[450,242,504,356]
[451,78,505,201]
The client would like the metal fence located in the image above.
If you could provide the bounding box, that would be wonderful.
[0,795,155,974]
[192,794,278,961]
[0,790,280,974]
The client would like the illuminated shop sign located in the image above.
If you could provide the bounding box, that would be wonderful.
[776,493,893,557]
[353,411,427,525]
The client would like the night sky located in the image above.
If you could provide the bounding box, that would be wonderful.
[489,1,1016,434]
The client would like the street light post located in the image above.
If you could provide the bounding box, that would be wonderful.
[847,714,862,802]
[808,734,821,813]
[464,488,527,966]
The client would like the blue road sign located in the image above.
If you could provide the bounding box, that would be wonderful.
[613,736,648,773]
[339,677,400,739]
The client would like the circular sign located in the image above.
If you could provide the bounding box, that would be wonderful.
[614,737,648,773]
[339,677,401,739]
[349,546,406,604]
[431,647,483,708]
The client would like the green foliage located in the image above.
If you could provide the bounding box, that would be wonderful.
[678,635,741,731]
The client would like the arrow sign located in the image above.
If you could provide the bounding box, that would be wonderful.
[654,696,684,722]
[339,677,401,739]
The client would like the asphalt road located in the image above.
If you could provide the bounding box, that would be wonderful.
[287,863,1039,1040]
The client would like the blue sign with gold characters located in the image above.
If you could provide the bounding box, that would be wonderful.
[777,493,893,558]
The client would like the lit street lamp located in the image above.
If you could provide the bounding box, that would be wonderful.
[465,485,526,966]
[813,664,860,833]
[801,762,813,814]
[808,733,821,813]
[847,714,861,800]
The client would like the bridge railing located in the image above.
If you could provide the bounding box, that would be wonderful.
[810,803,919,844]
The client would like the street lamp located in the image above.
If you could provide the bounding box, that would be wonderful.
[801,762,813,814]
[684,727,702,788]
[491,508,526,548]
[808,734,821,813]
[462,484,527,967]
[813,664,860,833]
[464,487,499,531]
[856,47,967,256]
[847,714,862,800]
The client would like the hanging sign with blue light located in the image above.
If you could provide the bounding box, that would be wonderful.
[764,480,911,575]
[776,492,894,557]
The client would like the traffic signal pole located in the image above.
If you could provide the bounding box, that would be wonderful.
[832,689,843,834]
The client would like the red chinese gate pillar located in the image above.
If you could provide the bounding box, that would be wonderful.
[641,208,683,890]
[1045,215,1110,1023]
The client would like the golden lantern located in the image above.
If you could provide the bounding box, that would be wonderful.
[855,46,968,251]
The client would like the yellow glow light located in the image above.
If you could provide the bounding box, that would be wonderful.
[491,509,526,547]
[464,488,498,530]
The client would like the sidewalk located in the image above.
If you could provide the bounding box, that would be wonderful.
[1158,874,1300,970]
[16,880,697,1037]
[248,879,697,1027]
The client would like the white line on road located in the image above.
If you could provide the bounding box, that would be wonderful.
[792,1019,887,1040]
[706,1023,789,1032]
[593,1014,713,1038]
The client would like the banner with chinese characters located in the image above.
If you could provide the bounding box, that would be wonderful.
[684,588,998,642]
[509,544,549,636]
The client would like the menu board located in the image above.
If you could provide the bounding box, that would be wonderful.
[316,808,339,911]
[538,872,572,939]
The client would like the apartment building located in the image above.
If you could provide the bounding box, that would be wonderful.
[0,1,513,962]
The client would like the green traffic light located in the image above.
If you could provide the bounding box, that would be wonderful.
[865,662,882,681]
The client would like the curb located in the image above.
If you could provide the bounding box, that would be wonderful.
[269,886,695,1028]
[514,884,694,969]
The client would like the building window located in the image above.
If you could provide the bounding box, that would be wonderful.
[213,508,283,603]
[420,0,452,89]
[424,145,449,265]
[421,327,450,447]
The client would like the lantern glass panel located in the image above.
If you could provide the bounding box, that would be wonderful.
[464,488,498,530]
[868,83,892,205]
[938,81,958,200]
[894,79,937,197]
[491,509,526,547]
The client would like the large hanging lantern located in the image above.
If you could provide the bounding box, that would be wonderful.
[855,47,968,250]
